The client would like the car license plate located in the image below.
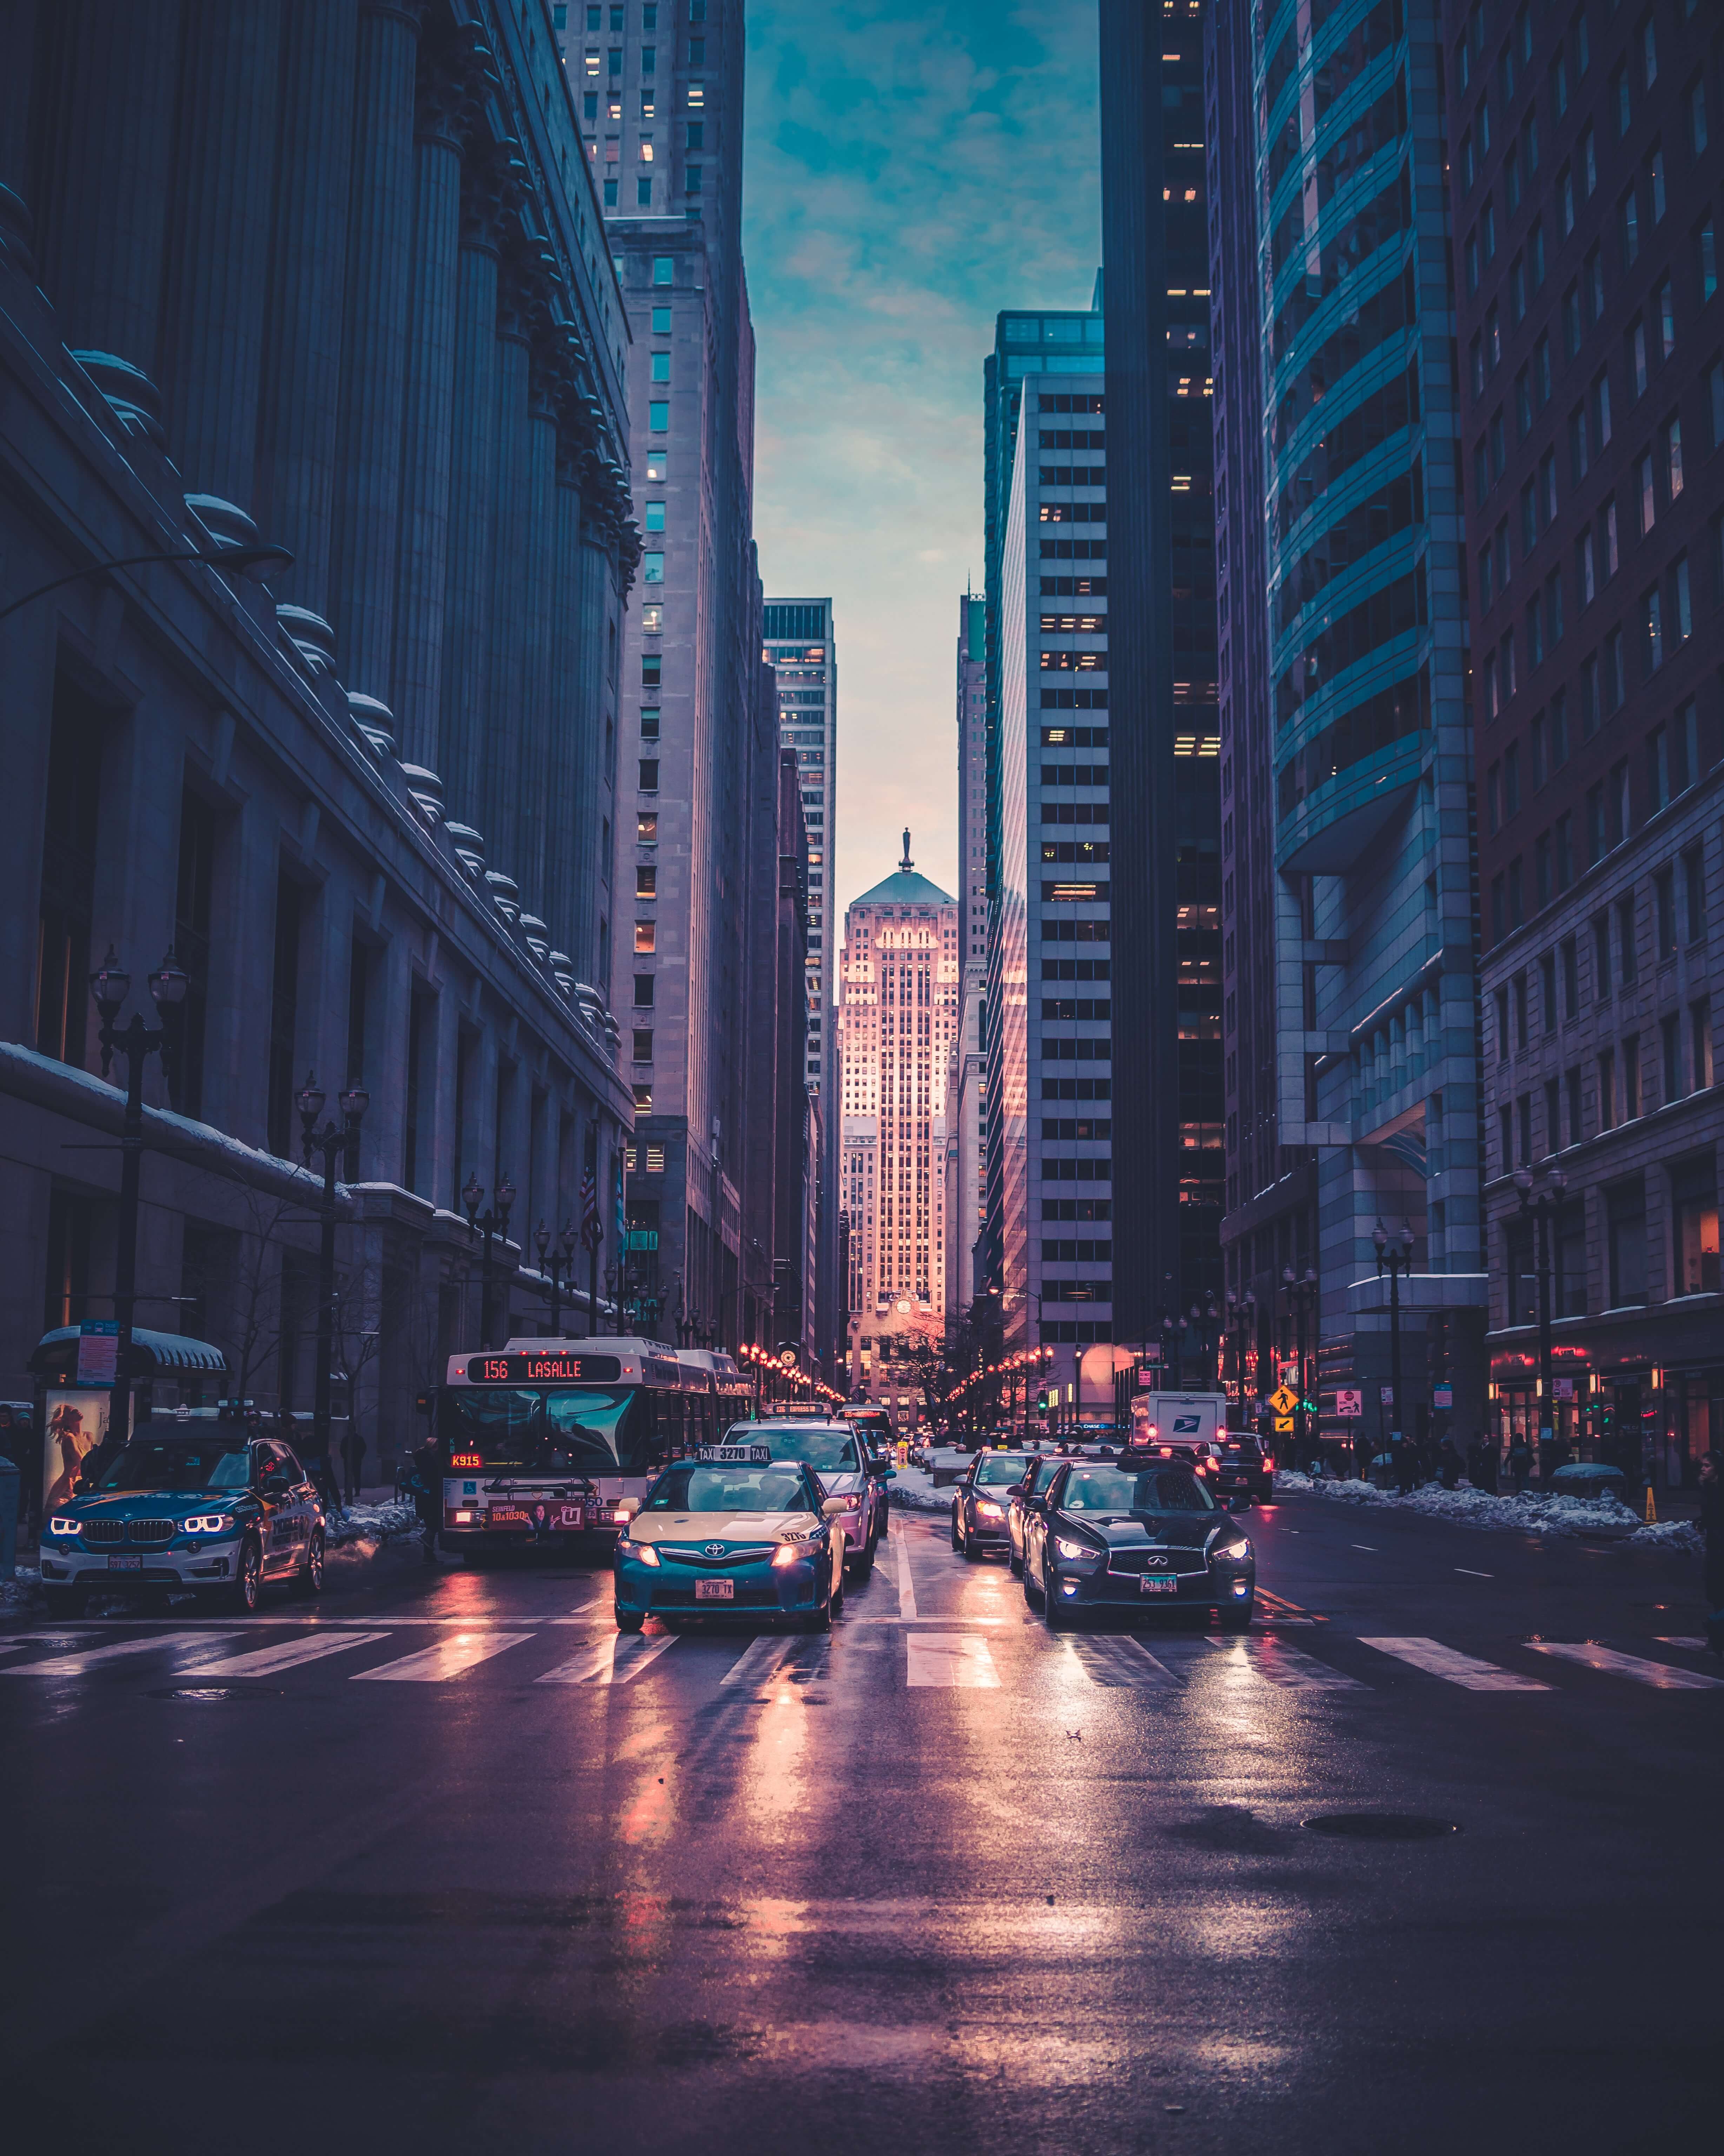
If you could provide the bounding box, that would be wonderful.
[107,1555,142,1572]
[695,1578,735,1602]
[1139,1574,1178,1595]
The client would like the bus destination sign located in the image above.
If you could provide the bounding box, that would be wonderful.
[465,1353,624,1384]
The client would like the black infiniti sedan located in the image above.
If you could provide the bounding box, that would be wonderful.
[1020,1460,1255,1630]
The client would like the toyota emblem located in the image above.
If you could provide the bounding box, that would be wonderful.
[703,1542,726,1558]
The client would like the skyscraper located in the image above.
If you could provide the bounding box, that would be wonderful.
[586,0,780,1349]
[1097,2,1225,1353]
[839,839,959,1415]
[1443,0,1722,1489]
[990,375,1115,1384]
[950,592,989,1325]
[1205,0,1486,1438]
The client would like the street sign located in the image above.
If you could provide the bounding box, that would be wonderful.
[1335,1388,1363,1417]
[1380,1385,1395,1405]
[1273,1415,1294,1435]
[75,1320,118,1388]
[1553,1378,1574,1399]
[1432,1384,1453,1409]
[1268,1385,1298,1417]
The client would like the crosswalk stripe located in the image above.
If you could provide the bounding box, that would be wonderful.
[1202,1637,1367,1690]
[906,1633,998,1688]
[0,1631,236,1676]
[351,1632,533,1683]
[1065,1637,1180,1688]
[1655,1636,1710,1652]
[1526,1641,1724,1690]
[536,1631,679,1685]
[182,1631,393,1679]
[720,1635,799,1688]
[1360,1637,1551,1691]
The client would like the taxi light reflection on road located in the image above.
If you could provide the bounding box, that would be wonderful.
[771,1543,804,1568]
[48,1516,80,1536]
[183,1513,235,1534]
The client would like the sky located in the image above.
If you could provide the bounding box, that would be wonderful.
[742,0,1102,935]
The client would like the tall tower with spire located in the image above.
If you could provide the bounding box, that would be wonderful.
[837,841,959,1411]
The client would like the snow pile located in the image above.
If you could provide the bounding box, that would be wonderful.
[1271,1468,1670,1542]
[1625,1516,1705,1555]
[5,1563,40,1607]
[324,1497,420,1548]
[889,1469,950,1515]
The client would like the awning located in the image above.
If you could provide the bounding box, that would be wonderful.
[29,1327,230,1378]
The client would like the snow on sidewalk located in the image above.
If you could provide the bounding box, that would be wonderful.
[324,1497,421,1548]
[1272,1469,1701,1551]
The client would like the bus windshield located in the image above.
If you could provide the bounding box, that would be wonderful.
[438,1387,649,1474]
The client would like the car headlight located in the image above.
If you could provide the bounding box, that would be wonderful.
[976,1499,1004,1520]
[624,1541,660,1567]
[182,1513,236,1535]
[48,1516,81,1537]
[771,1542,806,1569]
[1213,1537,1252,1562]
[1054,1535,1100,1563]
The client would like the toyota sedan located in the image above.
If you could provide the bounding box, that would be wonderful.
[614,1459,848,1631]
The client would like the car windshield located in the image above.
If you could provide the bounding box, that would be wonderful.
[743,1425,860,1471]
[1062,1467,1215,1514]
[99,1443,252,1493]
[1032,1459,1061,1492]
[645,1465,813,1513]
[974,1453,1029,1486]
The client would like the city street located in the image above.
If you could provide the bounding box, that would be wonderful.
[1,1494,1717,2153]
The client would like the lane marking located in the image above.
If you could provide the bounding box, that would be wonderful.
[1655,1636,1710,1651]
[351,1631,532,1682]
[181,1631,392,1678]
[1065,1637,1180,1689]
[1360,1636,1551,1691]
[536,1631,678,1685]
[905,1634,998,1688]
[1526,1641,1724,1691]
[1202,1637,1367,1690]
[1455,1567,1494,1577]
[895,1532,918,1621]
[1350,1544,1378,1552]
[720,1635,799,1688]
[0,1631,236,1676]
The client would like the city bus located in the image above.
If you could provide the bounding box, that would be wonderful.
[842,1403,896,1454]
[430,1337,756,1555]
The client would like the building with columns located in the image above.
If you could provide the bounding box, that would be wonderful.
[839,839,958,1412]
[0,0,637,1474]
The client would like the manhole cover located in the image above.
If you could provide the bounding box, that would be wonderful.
[1305,1812,1459,1841]
[147,1685,283,1702]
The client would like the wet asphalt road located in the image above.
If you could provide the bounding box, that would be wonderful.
[1,1492,1719,2155]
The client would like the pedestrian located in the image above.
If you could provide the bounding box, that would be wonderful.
[1353,1425,1371,1482]
[340,1425,365,1506]
[1701,1451,1724,1659]
[411,1433,442,1566]
[1392,1434,1414,1496]
[1438,1435,1462,1490]
[1508,1433,1531,1494]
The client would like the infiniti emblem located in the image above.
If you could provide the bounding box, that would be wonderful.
[1144,1553,1169,1568]
[703,1542,727,1558]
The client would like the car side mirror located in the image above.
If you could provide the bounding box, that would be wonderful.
[820,1496,848,1520]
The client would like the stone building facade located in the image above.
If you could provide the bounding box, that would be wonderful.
[1443,0,1724,1487]
[0,0,637,1472]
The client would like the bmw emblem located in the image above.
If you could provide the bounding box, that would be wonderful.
[703,1542,726,1558]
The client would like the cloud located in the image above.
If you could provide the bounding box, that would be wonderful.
[743,0,1101,942]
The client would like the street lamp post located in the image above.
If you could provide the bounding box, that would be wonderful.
[1372,1219,1412,1454]
[297,1072,370,1469]
[534,1219,579,1336]
[1513,1162,1567,1464]
[88,946,188,1458]
[461,1172,516,1350]
[0,539,294,625]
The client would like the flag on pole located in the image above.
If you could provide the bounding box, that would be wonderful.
[580,1161,601,1249]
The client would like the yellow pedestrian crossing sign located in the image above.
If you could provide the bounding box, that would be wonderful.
[1268,1385,1298,1417]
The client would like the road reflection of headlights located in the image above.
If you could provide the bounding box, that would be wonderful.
[976,1500,1004,1521]
[1054,1535,1100,1563]
[627,1542,661,1567]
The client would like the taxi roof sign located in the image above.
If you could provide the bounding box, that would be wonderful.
[698,1443,773,1464]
